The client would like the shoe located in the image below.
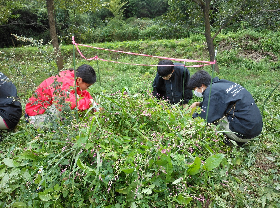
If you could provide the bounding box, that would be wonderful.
[236,141,247,147]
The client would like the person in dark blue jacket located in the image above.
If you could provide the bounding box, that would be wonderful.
[152,60,193,107]
[187,70,263,145]
[0,72,22,130]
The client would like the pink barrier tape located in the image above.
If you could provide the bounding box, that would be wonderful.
[72,36,216,67]
[96,57,212,68]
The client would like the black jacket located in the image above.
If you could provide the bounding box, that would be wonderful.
[194,77,263,139]
[0,72,22,129]
[152,63,193,105]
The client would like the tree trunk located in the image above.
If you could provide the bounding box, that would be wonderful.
[46,0,64,71]
[202,0,219,73]
[194,0,219,73]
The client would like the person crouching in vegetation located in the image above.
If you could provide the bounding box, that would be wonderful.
[188,70,263,146]
[0,72,22,130]
[25,64,99,128]
[152,60,193,108]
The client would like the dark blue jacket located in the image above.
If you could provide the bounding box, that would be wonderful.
[194,77,263,139]
[152,63,193,105]
[0,72,22,129]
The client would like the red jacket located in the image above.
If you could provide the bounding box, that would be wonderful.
[25,70,93,116]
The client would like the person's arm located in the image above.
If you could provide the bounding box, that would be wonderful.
[198,95,227,123]
[152,74,160,99]
[68,90,93,111]
[191,102,201,118]
[190,102,200,109]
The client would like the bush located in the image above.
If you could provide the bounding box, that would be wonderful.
[0,89,229,207]
[88,18,189,43]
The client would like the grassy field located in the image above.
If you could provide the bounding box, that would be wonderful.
[0,29,279,207]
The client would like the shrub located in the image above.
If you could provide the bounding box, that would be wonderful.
[0,89,228,207]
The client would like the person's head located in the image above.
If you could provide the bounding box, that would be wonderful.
[157,60,174,80]
[76,64,96,90]
[187,70,212,96]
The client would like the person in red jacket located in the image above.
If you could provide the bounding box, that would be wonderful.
[25,64,99,127]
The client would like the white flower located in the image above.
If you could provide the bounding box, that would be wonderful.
[38,167,43,174]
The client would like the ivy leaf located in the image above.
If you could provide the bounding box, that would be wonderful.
[54,184,61,192]
[116,187,128,194]
[122,168,134,174]
[142,188,152,195]
[11,202,27,208]
[3,158,19,167]
[115,203,121,208]
[77,158,95,174]
[0,174,9,188]
[77,158,86,170]
[175,194,192,205]
[38,192,52,201]
[204,153,225,171]
[90,125,96,134]
[0,167,6,177]
[76,137,88,146]
[187,157,201,175]
[19,151,37,161]
[172,177,183,184]
[21,169,31,181]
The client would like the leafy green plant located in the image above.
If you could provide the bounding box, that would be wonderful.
[1,89,229,207]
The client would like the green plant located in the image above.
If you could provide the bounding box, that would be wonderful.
[1,89,229,207]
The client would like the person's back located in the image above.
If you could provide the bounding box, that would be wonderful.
[0,72,22,130]
[26,70,82,116]
[25,64,98,128]
[188,70,263,144]
[201,78,263,139]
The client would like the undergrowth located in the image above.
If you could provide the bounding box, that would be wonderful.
[0,29,279,207]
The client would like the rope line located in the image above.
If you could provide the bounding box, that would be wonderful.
[72,36,216,67]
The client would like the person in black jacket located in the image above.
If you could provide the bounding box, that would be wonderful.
[0,72,22,130]
[152,60,193,107]
[188,70,263,145]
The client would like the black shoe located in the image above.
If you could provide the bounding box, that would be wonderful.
[236,141,247,147]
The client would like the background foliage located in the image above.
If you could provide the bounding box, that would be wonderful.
[0,0,279,47]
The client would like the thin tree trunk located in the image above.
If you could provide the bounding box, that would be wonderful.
[46,0,64,71]
[202,0,219,73]
[193,0,219,73]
